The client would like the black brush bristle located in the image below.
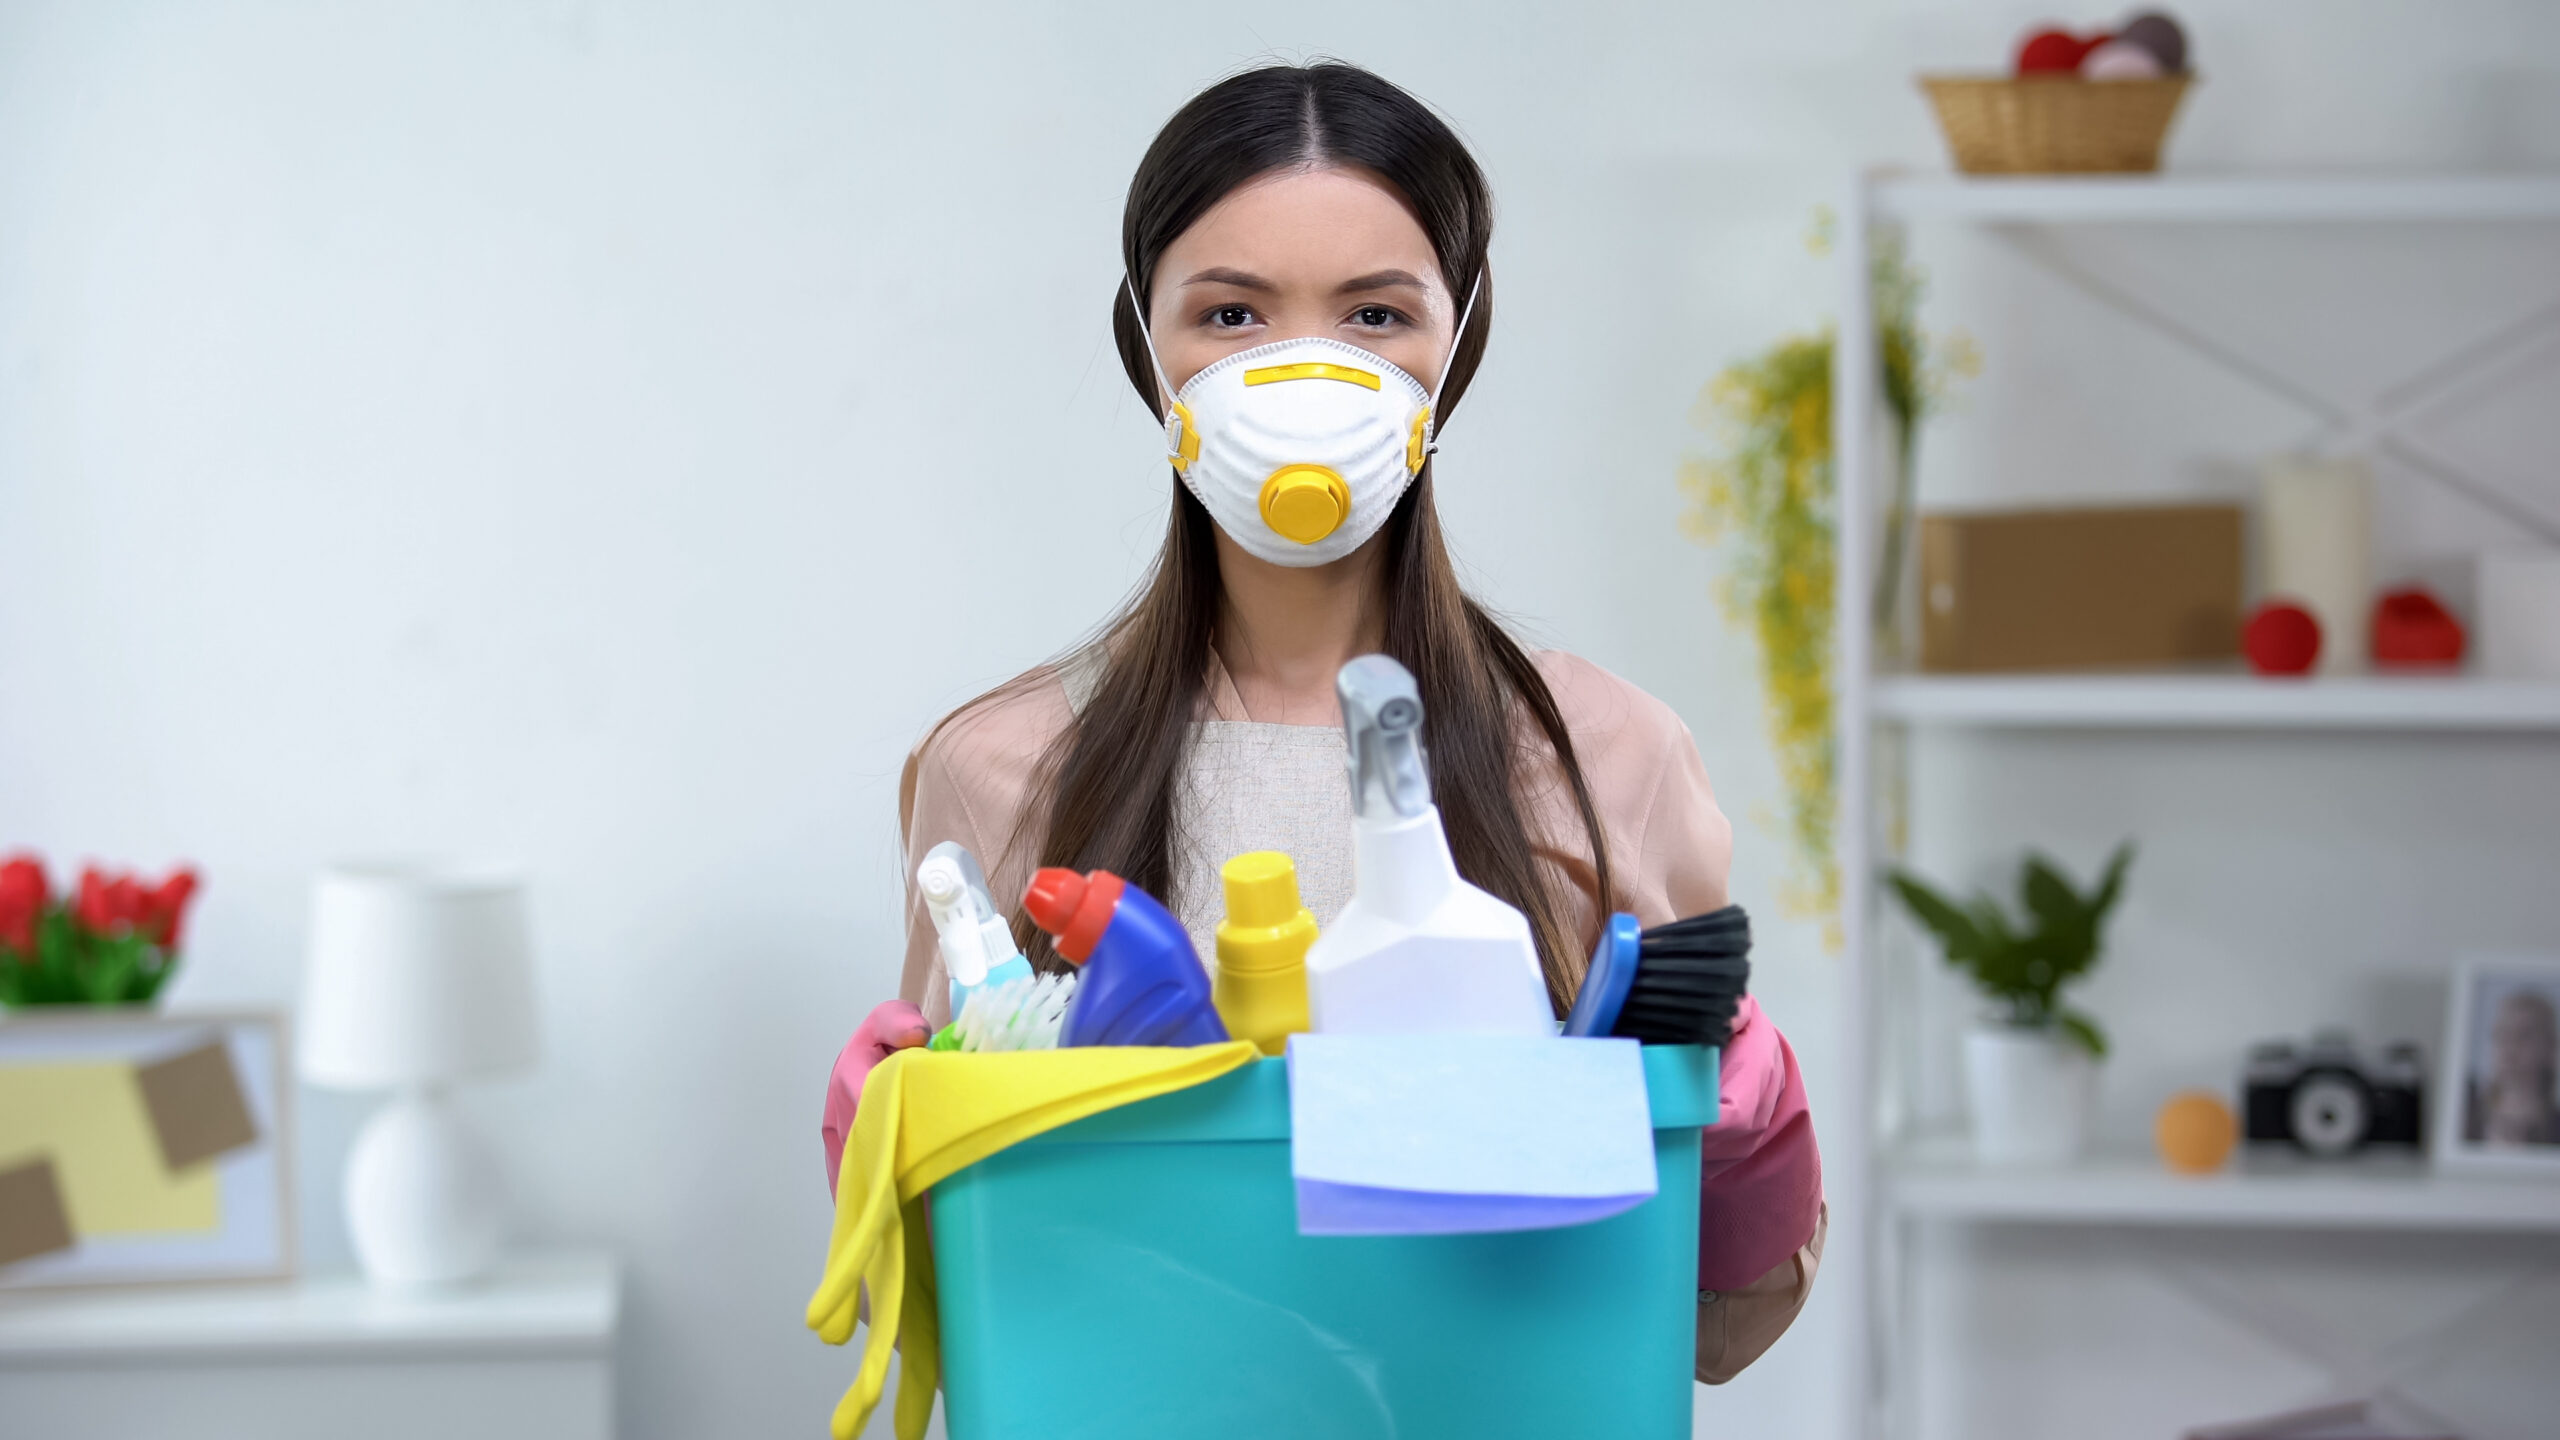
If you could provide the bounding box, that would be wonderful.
[1608,904,1752,1047]
[1639,908,1750,947]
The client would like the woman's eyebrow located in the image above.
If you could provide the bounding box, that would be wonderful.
[1179,266,1278,292]
[1335,269,1429,295]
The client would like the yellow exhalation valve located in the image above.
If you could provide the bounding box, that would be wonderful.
[1258,464,1351,545]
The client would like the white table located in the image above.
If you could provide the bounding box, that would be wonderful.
[0,1251,618,1440]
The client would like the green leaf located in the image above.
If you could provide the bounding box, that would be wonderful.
[1889,871,1983,959]
[1968,896,2016,951]
[2020,853,2086,933]
[2088,841,2135,925]
[1962,897,2041,1004]
[84,939,139,1005]
[2020,857,2096,982]
[2057,1008,2108,1059]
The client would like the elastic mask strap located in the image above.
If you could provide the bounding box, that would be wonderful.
[1414,270,1484,464]
[1123,273,1179,412]
[1430,271,1484,407]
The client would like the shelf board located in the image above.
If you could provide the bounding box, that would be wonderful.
[1869,672,2560,731]
[1869,172,2560,224]
[1887,1135,2560,1232]
[0,1251,618,1362]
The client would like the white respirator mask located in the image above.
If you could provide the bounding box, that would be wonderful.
[1129,274,1480,568]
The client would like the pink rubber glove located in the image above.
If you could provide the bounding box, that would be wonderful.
[1696,996,1822,1291]
[822,1000,932,1199]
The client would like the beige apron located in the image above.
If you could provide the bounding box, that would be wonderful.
[1060,647,1355,969]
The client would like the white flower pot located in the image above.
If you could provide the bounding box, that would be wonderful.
[1964,1025,2095,1166]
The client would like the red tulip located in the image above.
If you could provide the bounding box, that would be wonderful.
[0,854,45,954]
[76,867,117,933]
[76,867,149,936]
[139,868,202,951]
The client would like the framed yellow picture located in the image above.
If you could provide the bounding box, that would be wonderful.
[0,1010,292,1289]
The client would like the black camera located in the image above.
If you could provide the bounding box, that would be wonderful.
[2243,1030,2424,1157]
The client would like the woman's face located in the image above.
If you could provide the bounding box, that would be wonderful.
[2491,991,2557,1088]
[1144,165,1458,398]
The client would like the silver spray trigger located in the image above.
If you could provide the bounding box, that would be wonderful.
[1337,655,1431,821]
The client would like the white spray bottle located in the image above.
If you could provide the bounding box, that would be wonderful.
[917,841,1034,1021]
[1303,655,1554,1036]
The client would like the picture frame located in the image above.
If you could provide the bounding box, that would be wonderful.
[2431,955,2560,1174]
[0,1009,295,1289]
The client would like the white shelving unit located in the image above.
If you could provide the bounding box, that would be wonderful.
[1829,171,2560,1440]
[1874,672,2560,730]
[1888,1134,2560,1233]
[1871,173,2560,224]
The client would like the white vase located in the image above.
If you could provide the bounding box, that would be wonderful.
[1964,1025,2095,1166]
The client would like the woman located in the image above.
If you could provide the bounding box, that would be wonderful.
[2470,987,2560,1146]
[827,61,1822,1382]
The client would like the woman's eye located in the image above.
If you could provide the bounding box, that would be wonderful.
[1352,305,1401,328]
[1211,305,1256,329]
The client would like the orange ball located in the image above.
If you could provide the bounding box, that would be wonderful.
[2155,1090,2238,1174]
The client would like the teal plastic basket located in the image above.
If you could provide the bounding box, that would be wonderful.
[929,1043,1716,1439]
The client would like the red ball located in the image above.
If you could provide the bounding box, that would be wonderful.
[2244,601,2322,675]
[2015,27,2095,74]
[2371,587,2466,667]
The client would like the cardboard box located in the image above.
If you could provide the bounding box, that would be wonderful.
[1920,504,2243,672]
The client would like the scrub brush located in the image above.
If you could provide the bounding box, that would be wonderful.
[1562,904,1752,1046]
[927,971,1080,1052]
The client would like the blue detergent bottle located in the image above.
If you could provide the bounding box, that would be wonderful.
[1022,867,1229,1048]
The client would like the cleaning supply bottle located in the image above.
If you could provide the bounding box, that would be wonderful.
[1303,655,1553,1036]
[1022,868,1229,1048]
[917,841,1034,1022]
[1212,851,1316,1056]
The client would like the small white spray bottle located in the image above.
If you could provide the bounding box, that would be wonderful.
[917,841,1034,1021]
[1303,655,1554,1036]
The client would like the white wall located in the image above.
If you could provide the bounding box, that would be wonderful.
[3,3,2555,1438]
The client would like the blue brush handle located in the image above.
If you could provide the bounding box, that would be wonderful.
[1561,912,1642,1037]
[950,954,1035,1024]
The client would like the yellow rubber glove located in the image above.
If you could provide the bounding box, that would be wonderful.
[806,1041,1261,1440]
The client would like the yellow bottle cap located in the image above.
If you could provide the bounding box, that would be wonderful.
[1258,465,1350,545]
[1216,851,1317,974]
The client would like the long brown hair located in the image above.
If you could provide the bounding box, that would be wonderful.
[990,62,1614,1013]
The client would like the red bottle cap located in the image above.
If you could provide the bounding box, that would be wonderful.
[1022,867,1084,930]
[1021,867,1126,964]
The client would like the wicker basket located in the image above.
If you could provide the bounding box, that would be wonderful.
[1920,75,2192,174]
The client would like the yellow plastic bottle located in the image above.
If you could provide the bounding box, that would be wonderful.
[1212,851,1316,1056]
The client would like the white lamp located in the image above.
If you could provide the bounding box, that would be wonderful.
[300,864,538,1288]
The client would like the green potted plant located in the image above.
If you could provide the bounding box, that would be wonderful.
[0,853,201,1008]
[1889,842,2131,1164]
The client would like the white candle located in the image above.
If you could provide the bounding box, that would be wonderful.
[2261,455,2373,674]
